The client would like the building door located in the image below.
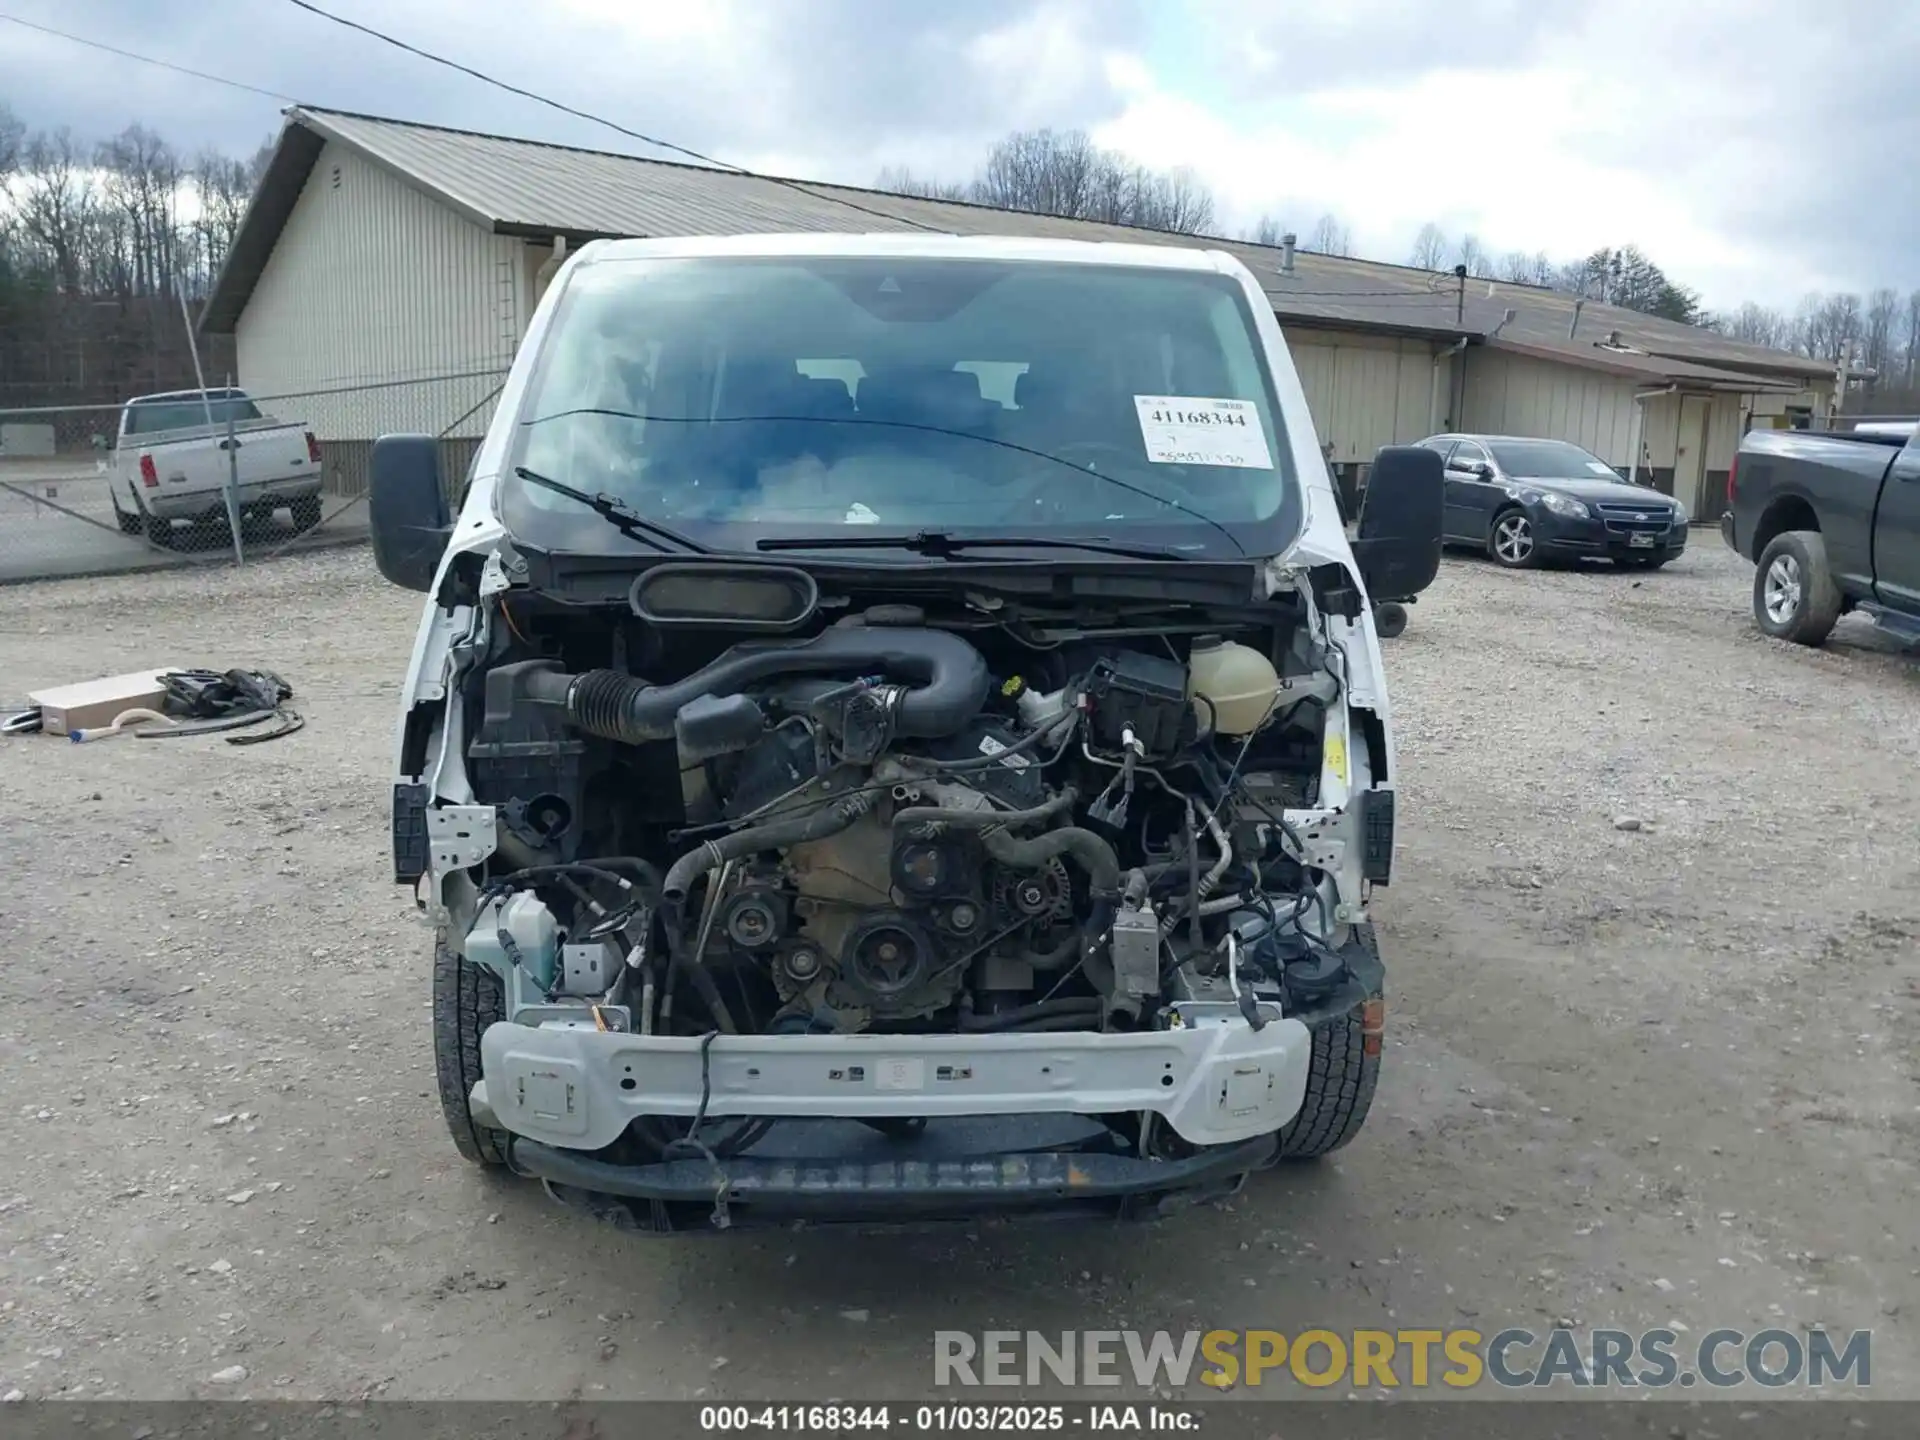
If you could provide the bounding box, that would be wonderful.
[1673,395,1708,510]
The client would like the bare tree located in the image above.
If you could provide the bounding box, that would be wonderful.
[873,165,971,202]
[1244,215,1290,246]
[1792,292,1863,363]
[960,128,1217,236]
[1307,212,1351,256]
[1456,234,1493,278]
[192,149,257,287]
[1903,290,1920,386]
[98,124,183,298]
[11,128,100,293]
[1159,168,1215,233]
[1862,287,1899,377]
[0,103,23,182]
[1496,250,1555,285]
[972,128,1103,220]
[1408,222,1449,271]
[1715,301,1790,350]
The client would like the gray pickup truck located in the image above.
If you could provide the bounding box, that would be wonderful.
[1722,422,1920,647]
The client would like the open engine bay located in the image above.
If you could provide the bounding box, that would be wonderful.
[399,556,1393,1204]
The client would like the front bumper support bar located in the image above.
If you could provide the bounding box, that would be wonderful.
[476,1017,1314,1152]
[509,1132,1279,1231]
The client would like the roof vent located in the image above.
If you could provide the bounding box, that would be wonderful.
[1279,233,1295,274]
[1595,331,1650,356]
[1567,297,1584,338]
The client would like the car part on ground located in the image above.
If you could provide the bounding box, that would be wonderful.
[70,707,175,742]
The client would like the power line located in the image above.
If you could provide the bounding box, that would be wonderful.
[281,0,947,234]
[0,13,301,103]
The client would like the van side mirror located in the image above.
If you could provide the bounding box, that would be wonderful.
[368,434,452,592]
[1353,446,1444,599]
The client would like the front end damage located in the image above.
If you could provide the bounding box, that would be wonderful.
[395,546,1394,1231]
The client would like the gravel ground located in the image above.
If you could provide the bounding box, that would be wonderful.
[0,541,1915,1402]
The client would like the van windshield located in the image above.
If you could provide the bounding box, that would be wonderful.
[502,255,1300,559]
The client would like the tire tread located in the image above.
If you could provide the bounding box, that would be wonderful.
[433,933,508,1166]
[1276,925,1383,1160]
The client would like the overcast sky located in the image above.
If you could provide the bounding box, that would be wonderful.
[3,0,1913,313]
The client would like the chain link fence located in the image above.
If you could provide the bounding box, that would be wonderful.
[0,367,506,584]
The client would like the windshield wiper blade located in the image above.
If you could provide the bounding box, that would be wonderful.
[755,531,1187,562]
[512,466,710,554]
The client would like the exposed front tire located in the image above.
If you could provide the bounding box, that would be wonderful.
[1754,530,1841,647]
[433,931,509,1167]
[1275,925,1383,1160]
[290,495,323,532]
[111,488,142,535]
[1373,601,1409,638]
[1487,508,1540,569]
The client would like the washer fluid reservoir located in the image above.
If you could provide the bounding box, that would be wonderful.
[1189,638,1280,737]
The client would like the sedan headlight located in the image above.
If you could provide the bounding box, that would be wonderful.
[1538,492,1589,519]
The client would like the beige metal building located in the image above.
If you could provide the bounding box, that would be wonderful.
[202,107,1835,522]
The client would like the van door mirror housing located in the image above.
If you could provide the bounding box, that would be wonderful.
[1353,445,1444,600]
[368,434,452,592]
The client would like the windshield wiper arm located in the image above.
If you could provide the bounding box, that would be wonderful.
[755,531,1189,562]
[512,466,710,554]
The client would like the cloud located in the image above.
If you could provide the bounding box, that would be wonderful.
[1115,0,1919,309]
[0,0,1147,181]
[1,0,1912,314]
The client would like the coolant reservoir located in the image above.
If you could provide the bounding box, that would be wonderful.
[1189,638,1280,737]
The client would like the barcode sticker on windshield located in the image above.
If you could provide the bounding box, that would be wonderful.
[1134,396,1274,469]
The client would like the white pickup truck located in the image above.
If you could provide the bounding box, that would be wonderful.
[107,388,324,544]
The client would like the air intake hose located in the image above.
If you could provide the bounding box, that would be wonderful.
[527,628,991,745]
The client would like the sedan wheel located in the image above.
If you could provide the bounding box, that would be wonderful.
[1488,510,1538,569]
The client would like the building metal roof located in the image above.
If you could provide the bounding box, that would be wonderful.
[201,106,1829,394]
